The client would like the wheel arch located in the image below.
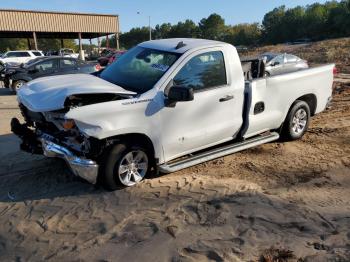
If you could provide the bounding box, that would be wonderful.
[278,94,316,135]
[294,93,317,116]
[104,133,156,162]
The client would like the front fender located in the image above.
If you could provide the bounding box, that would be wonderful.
[11,73,32,82]
[65,96,164,162]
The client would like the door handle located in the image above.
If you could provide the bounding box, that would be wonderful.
[219,95,234,102]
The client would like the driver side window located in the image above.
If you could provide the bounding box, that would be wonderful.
[35,60,58,72]
[173,51,227,91]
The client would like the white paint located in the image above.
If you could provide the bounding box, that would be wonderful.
[0,50,42,64]
[17,74,136,112]
[17,38,334,164]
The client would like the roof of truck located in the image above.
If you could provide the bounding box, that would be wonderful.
[139,38,228,54]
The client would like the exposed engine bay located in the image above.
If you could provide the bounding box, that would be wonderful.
[11,92,131,160]
[63,93,131,109]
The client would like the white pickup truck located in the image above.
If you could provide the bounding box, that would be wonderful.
[11,38,334,189]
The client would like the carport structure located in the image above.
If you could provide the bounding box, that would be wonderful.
[0,9,120,57]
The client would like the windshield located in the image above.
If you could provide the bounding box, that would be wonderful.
[100,46,180,94]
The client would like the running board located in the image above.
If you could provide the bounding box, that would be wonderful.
[159,132,279,173]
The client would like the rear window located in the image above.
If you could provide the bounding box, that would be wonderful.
[32,51,43,56]
[286,54,298,63]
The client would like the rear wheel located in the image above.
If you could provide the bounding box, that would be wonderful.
[12,80,26,92]
[100,143,150,190]
[281,100,310,141]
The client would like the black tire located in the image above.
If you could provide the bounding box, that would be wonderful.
[12,80,26,93]
[99,143,150,190]
[3,78,10,88]
[281,100,310,141]
[264,71,270,77]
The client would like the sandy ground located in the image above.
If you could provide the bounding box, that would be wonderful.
[0,77,349,262]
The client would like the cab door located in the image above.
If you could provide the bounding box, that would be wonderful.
[160,49,244,162]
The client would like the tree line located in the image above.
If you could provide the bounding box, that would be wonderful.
[1,0,349,52]
[115,0,350,49]
[0,39,77,53]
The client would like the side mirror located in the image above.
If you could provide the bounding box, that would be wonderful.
[165,86,194,107]
[272,61,280,66]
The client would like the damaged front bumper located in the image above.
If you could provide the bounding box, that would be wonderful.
[11,118,99,184]
[40,139,99,184]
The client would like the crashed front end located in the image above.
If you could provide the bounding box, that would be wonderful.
[11,104,100,184]
[11,74,137,184]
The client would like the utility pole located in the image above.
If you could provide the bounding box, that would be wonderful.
[148,15,152,40]
[137,12,152,41]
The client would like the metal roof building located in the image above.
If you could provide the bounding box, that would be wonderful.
[0,9,120,52]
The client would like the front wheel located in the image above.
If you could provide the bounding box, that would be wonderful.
[281,100,310,141]
[100,143,150,190]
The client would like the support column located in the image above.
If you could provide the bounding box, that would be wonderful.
[32,32,38,50]
[61,39,64,48]
[115,32,120,50]
[78,32,85,60]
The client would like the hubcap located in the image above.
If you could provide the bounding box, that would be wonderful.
[291,108,307,135]
[15,81,24,90]
[117,150,148,186]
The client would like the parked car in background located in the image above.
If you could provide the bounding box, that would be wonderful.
[97,50,116,66]
[0,50,44,65]
[59,48,79,59]
[1,57,46,88]
[45,50,59,56]
[259,53,309,76]
[4,56,100,92]
[108,50,127,64]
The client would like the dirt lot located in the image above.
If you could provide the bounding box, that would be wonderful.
[0,75,349,261]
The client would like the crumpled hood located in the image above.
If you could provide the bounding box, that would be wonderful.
[17,74,136,112]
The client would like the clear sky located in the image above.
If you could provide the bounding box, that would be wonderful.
[1,0,330,32]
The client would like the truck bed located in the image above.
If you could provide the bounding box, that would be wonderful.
[242,64,334,138]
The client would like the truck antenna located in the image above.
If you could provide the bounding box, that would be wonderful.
[175,41,186,49]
